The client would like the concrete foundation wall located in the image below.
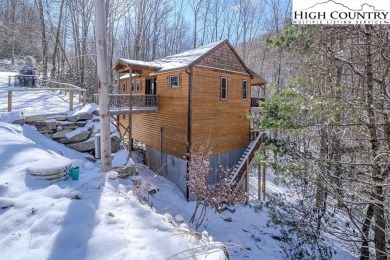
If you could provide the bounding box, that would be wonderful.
[145,145,245,196]
[209,147,246,184]
[145,145,188,195]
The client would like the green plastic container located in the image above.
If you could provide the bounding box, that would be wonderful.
[70,166,79,180]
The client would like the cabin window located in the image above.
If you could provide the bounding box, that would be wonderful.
[136,80,141,91]
[122,83,126,92]
[242,80,247,100]
[168,75,180,88]
[131,81,135,91]
[221,76,228,100]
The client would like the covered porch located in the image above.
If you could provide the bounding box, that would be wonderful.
[249,69,267,113]
[107,58,162,114]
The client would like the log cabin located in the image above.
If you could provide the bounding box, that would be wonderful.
[110,40,266,197]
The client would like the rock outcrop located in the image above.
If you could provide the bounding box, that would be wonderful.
[17,106,121,156]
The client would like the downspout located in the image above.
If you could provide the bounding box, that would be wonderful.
[185,68,192,201]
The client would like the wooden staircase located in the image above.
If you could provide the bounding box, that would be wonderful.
[229,131,266,194]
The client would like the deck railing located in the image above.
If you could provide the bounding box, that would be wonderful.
[250,97,265,107]
[7,76,87,112]
[8,87,87,112]
[94,94,158,110]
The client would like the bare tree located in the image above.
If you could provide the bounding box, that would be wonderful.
[37,0,48,79]
[95,0,112,172]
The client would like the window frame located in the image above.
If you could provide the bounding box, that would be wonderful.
[168,75,180,89]
[242,79,248,100]
[220,76,228,100]
[136,80,141,91]
[131,81,135,91]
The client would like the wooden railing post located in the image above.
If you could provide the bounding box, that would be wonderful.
[83,91,86,106]
[8,75,11,86]
[69,90,74,110]
[258,163,261,200]
[245,158,249,204]
[8,90,12,112]
[262,154,266,200]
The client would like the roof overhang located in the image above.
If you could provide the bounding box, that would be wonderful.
[112,58,162,74]
[247,68,267,85]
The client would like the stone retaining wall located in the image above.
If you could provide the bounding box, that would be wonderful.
[13,109,120,157]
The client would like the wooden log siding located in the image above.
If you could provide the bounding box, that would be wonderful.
[115,42,258,159]
[119,71,189,158]
[191,66,251,155]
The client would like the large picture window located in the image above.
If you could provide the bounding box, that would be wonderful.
[221,76,228,100]
[242,79,247,100]
[168,75,180,88]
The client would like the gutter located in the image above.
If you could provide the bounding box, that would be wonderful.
[185,68,192,201]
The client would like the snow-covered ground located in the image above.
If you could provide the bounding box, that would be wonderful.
[0,71,83,115]
[0,71,355,259]
[0,122,225,259]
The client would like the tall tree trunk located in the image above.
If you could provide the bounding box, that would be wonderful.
[10,0,15,66]
[38,0,48,80]
[363,25,387,260]
[360,204,374,260]
[333,65,343,207]
[95,0,112,172]
[50,0,65,79]
[316,125,328,219]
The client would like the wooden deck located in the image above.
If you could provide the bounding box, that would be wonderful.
[94,94,158,115]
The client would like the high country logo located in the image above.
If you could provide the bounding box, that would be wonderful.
[292,0,390,24]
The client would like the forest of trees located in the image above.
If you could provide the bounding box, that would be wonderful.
[0,0,290,97]
[253,25,389,259]
[1,0,389,259]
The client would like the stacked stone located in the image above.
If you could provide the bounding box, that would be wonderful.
[13,111,120,156]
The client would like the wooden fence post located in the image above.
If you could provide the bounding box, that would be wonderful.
[83,91,86,106]
[245,159,249,204]
[69,90,74,110]
[258,163,261,200]
[8,76,11,86]
[8,90,12,112]
[262,163,266,200]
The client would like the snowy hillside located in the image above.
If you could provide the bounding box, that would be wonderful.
[0,122,225,259]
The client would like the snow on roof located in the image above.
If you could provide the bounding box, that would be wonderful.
[118,59,162,69]
[151,40,224,72]
[119,73,139,80]
[117,40,225,74]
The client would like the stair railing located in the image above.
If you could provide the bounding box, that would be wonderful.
[229,131,265,190]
